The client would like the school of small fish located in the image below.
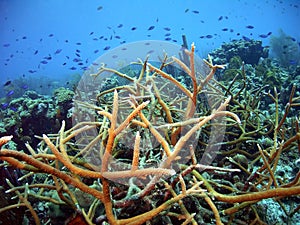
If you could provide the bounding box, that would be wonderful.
[1,2,299,104]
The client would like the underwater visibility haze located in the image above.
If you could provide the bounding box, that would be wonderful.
[0,0,300,225]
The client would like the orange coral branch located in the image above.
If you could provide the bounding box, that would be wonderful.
[0,135,13,148]
[131,131,140,171]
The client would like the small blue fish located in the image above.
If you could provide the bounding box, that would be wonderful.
[290,37,296,42]
[289,60,298,65]
[246,25,254,29]
[4,80,11,86]
[54,49,62,54]
[1,103,9,109]
[73,58,81,62]
[69,66,77,70]
[21,84,28,89]
[148,26,155,31]
[192,10,199,14]
[9,106,17,112]
[103,46,110,50]
[259,34,268,38]
[40,60,48,64]
[6,90,14,97]
[242,36,251,41]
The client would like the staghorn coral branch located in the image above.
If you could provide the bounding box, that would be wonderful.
[131,131,140,171]
[204,193,224,225]
[91,63,135,82]
[190,166,300,204]
[0,135,13,148]
[147,63,193,99]
[0,149,105,202]
[172,56,191,76]
[136,104,173,157]
[101,90,119,173]
[102,167,175,180]
[0,203,27,214]
[5,179,41,225]
[43,134,103,179]
[151,78,174,123]
[184,43,198,119]
[162,98,240,169]
[117,189,196,225]
[114,100,149,135]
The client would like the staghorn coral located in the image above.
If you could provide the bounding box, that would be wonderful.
[0,43,299,225]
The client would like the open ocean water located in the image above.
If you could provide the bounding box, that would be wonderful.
[0,0,299,97]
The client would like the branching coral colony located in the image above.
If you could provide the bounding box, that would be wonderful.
[0,43,300,225]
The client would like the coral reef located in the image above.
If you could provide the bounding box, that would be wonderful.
[209,39,269,66]
[211,39,300,107]
[0,88,74,150]
[0,42,299,225]
[269,29,300,70]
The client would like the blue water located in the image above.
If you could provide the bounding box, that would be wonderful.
[0,0,299,97]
